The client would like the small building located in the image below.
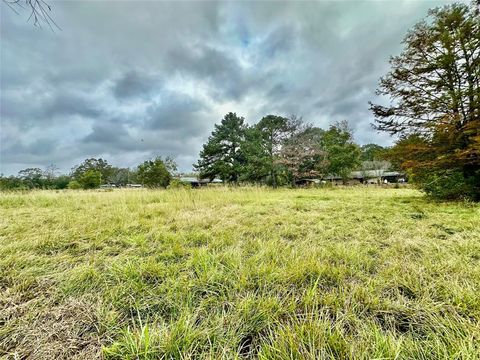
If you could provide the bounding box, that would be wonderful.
[179,177,224,188]
[295,179,322,187]
[382,171,406,183]
[323,175,354,186]
[179,177,208,188]
[307,170,406,186]
[100,184,117,189]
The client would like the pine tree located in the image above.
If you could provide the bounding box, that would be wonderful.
[194,112,247,183]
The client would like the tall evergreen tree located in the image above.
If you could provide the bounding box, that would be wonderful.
[194,112,247,183]
[240,126,271,183]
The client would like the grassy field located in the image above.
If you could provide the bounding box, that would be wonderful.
[1,187,479,359]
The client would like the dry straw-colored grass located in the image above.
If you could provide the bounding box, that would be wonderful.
[1,187,479,359]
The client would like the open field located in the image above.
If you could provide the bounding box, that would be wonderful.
[1,187,479,359]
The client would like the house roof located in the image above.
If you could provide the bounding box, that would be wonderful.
[179,177,206,183]
[178,177,223,184]
[324,170,404,180]
[296,179,322,184]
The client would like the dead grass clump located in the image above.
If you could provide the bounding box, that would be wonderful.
[1,296,103,359]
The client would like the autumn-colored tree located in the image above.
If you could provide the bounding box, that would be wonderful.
[241,115,302,186]
[370,2,480,200]
[277,126,328,185]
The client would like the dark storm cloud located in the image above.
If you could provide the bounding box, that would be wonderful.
[44,92,102,119]
[113,71,160,100]
[2,86,102,131]
[4,138,57,161]
[146,92,207,134]
[0,0,456,174]
[83,120,130,145]
[166,44,255,101]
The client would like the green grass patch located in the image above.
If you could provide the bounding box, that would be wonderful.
[1,187,479,358]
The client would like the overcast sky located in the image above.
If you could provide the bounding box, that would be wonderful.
[1,0,456,175]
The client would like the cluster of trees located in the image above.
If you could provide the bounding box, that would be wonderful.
[195,1,479,200]
[194,113,371,186]
[371,2,479,200]
[0,165,71,190]
[2,2,476,200]
[0,157,178,190]
[1,127,389,191]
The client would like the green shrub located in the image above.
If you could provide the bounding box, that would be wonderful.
[167,179,190,190]
[416,170,475,201]
[68,180,82,189]
[78,170,102,189]
[137,157,172,188]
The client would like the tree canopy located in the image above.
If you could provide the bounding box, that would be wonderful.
[71,158,114,184]
[370,2,480,200]
[194,112,247,183]
[78,169,102,189]
[277,126,328,183]
[360,144,386,162]
[321,122,361,181]
[194,113,368,186]
[240,115,302,186]
[137,157,174,188]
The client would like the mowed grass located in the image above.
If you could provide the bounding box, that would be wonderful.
[0,187,479,359]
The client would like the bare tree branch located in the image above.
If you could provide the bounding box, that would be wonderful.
[2,0,60,30]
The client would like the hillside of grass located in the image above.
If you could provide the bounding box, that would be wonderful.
[1,187,479,359]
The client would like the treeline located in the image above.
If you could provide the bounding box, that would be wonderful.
[4,3,477,199]
[1,116,390,191]
[194,113,387,186]
[0,157,178,190]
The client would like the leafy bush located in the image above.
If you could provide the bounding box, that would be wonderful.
[68,180,82,189]
[167,179,190,190]
[52,175,71,189]
[137,157,172,188]
[415,170,476,201]
[78,170,102,189]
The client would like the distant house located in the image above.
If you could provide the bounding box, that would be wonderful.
[305,170,406,186]
[355,170,406,184]
[323,174,360,186]
[100,184,117,188]
[382,171,406,183]
[295,179,323,187]
[179,177,208,187]
[178,177,223,188]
